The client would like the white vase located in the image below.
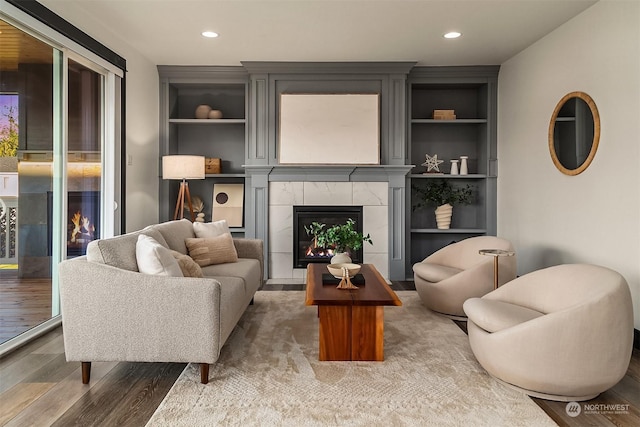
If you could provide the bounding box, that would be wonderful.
[450,160,459,175]
[435,203,453,229]
[330,252,352,264]
[460,156,468,175]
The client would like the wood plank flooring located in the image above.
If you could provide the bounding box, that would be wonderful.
[0,270,52,345]
[1,283,639,426]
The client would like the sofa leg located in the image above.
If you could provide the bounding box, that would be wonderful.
[81,362,91,384]
[200,363,209,384]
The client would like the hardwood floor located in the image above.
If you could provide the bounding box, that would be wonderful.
[1,283,639,426]
[0,269,52,345]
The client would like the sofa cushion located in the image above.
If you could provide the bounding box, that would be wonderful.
[170,250,204,278]
[201,258,261,293]
[463,298,544,333]
[413,262,462,283]
[87,227,168,272]
[193,220,230,238]
[151,219,196,254]
[185,233,238,267]
[136,235,183,277]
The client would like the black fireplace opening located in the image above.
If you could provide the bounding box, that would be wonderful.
[293,205,364,268]
[48,191,100,257]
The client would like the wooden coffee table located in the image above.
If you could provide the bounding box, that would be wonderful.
[305,263,402,361]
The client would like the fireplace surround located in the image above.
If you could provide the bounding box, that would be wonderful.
[267,180,392,280]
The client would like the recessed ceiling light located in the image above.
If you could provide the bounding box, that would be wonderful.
[444,31,462,39]
[202,31,219,38]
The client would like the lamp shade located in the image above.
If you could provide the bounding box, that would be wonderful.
[162,155,205,180]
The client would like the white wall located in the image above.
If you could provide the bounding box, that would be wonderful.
[39,1,160,232]
[498,1,640,328]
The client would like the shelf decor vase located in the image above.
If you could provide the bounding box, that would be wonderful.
[460,156,468,175]
[195,104,212,119]
[208,109,223,119]
[330,252,352,264]
[450,160,459,175]
[435,203,453,229]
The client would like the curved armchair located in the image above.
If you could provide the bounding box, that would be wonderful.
[463,264,634,401]
[413,236,516,317]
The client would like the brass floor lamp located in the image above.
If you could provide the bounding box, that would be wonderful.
[162,155,205,221]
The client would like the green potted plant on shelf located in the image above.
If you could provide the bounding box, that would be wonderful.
[304,218,373,264]
[412,179,473,229]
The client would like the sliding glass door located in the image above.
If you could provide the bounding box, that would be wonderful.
[0,15,119,348]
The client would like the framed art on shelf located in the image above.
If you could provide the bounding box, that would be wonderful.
[212,183,244,227]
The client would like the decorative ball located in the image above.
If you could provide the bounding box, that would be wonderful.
[195,104,212,119]
[208,109,223,119]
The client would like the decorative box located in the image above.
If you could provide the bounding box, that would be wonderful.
[205,158,221,174]
[433,109,456,120]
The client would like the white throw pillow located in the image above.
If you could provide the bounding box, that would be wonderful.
[136,234,183,277]
[193,219,230,238]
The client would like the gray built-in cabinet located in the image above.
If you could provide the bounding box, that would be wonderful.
[157,64,499,279]
[158,66,249,232]
[407,67,499,275]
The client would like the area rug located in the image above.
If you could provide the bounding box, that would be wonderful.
[146,291,556,427]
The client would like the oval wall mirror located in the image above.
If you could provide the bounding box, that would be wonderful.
[548,91,600,175]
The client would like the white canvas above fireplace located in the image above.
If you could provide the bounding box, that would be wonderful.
[278,94,380,165]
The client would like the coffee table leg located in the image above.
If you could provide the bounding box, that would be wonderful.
[352,306,384,361]
[318,306,352,361]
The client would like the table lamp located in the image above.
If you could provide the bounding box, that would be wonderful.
[162,155,205,221]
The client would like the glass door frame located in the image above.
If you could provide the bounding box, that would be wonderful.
[0,2,123,354]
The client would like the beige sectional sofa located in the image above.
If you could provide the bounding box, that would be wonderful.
[58,219,263,384]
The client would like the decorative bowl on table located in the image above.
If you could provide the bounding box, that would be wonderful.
[327,263,361,279]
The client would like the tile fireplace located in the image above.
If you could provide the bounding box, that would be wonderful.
[268,181,390,280]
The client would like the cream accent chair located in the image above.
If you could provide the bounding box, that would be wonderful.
[463,264,634,401]
[413,236,516,318]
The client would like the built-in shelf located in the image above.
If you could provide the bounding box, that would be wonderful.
[411,228,488,234]
[169,119,246,124]
[411,119,487,124]
[158,67,248,226]
[407,67,499,276]
[204,173,245,178]
[409,174,486,179]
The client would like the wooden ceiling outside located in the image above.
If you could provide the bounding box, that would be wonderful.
[1,19,54,72]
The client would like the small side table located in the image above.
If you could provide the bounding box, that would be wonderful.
[479,249,516,289]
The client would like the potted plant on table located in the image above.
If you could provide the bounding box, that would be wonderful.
[304,218,373,264]
[413,179,473,229]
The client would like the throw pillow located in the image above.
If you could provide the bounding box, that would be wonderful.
[170,250,204,278]
[193,219,230,238]
[185,233,238,267]
[136,234,183,277]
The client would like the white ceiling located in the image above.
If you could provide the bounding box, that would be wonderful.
[39,0,598,66]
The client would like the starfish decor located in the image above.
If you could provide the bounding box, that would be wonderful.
[421,153,444,172]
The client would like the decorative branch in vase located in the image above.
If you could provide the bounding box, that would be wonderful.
[304,218,373,264]
[412,179,473,229]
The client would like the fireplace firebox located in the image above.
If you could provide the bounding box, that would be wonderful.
[48,191,100,257]
[293,205,364,268]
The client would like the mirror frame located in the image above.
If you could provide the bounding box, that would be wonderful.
[548,91,600,176]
